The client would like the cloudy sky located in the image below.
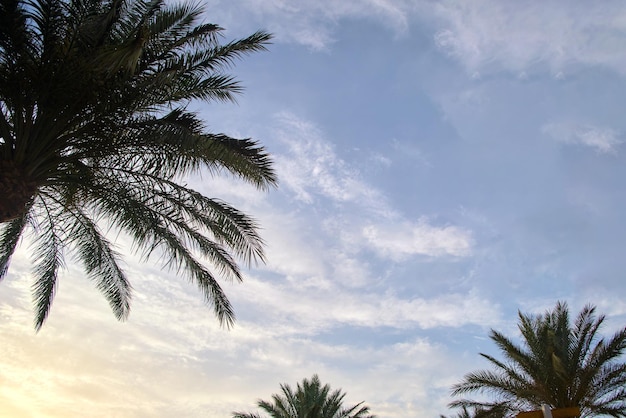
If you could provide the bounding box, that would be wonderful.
[3,0,626,417]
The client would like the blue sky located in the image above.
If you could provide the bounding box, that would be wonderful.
[2,1,626,417]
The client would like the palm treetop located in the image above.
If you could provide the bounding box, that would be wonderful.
[233,374,376,418]
[448,301,626,418]
[0,0,275,329]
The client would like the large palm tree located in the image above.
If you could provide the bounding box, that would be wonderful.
[0,0,276,329]
[449,302,626,418]
[233,375,376,418]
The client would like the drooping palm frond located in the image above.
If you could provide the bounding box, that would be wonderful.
[0,0,275,329]
[449,302,626,418]
[0,211,29,277]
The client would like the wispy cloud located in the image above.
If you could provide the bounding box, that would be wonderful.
[203,0,413,49]
[266,112,474,263]
[430,0,626,76]
[542,122,622,154]
[272,111,395,215]
[234,275,499,332]
[208,0,626,76]
[363,219,473,259]
[226,328,466,417]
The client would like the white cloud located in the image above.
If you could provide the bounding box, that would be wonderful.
[203,0,413,50]
[430,0,626,76]
[224,332,465,417]
[261,0,411,48]
[263,112,475,268]
[363,219,473,260]
[375,291,499,329]
[206,0,626,76]
[233,275,499,332]
[542,122,622,154]
[272,112,395,216]
[207,0,626,78]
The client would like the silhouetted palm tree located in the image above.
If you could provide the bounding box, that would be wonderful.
[0,0,275,329]
[441,404,507,418]
[233,375,375,418]
[439,405,507,418]
[449,302,626,417]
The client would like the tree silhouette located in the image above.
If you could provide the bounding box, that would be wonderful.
[449,302,626,417]
[0,0,275,329]
[233,375,375,418]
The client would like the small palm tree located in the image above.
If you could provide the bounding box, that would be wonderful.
[0,0,275,329]
[233,375,376,418]
[449,302,626,418]
[441,405,507,418]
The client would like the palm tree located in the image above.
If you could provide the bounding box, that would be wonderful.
[0,0,276,329]
[233,375,376,418]
[441,405,506,418]
[449,302,626,418]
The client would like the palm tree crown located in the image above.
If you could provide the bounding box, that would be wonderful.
[448,302,626,418]
[0,0,276,329]
[441,405,506,418]
[233,374,376,418]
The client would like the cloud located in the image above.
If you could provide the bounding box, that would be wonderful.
[225,331,466,417]
[204,0,413,50]
[430,0,626,76]
[263,112,474,268]
[272,111,395,216]
[363,219,473,259]
[206,0,626,77]
[233,275,499,332]
[542,122,622,154]
[208,0,626,78]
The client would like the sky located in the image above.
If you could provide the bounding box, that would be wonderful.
[2,0,626,417]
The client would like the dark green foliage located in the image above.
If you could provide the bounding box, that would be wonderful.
[0,0,275,329]
[233,375,376,418]
[447,302,626,418]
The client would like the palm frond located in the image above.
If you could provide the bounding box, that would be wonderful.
[30,198,64,330]
[65,206,131,320]
[0,211,28,278]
